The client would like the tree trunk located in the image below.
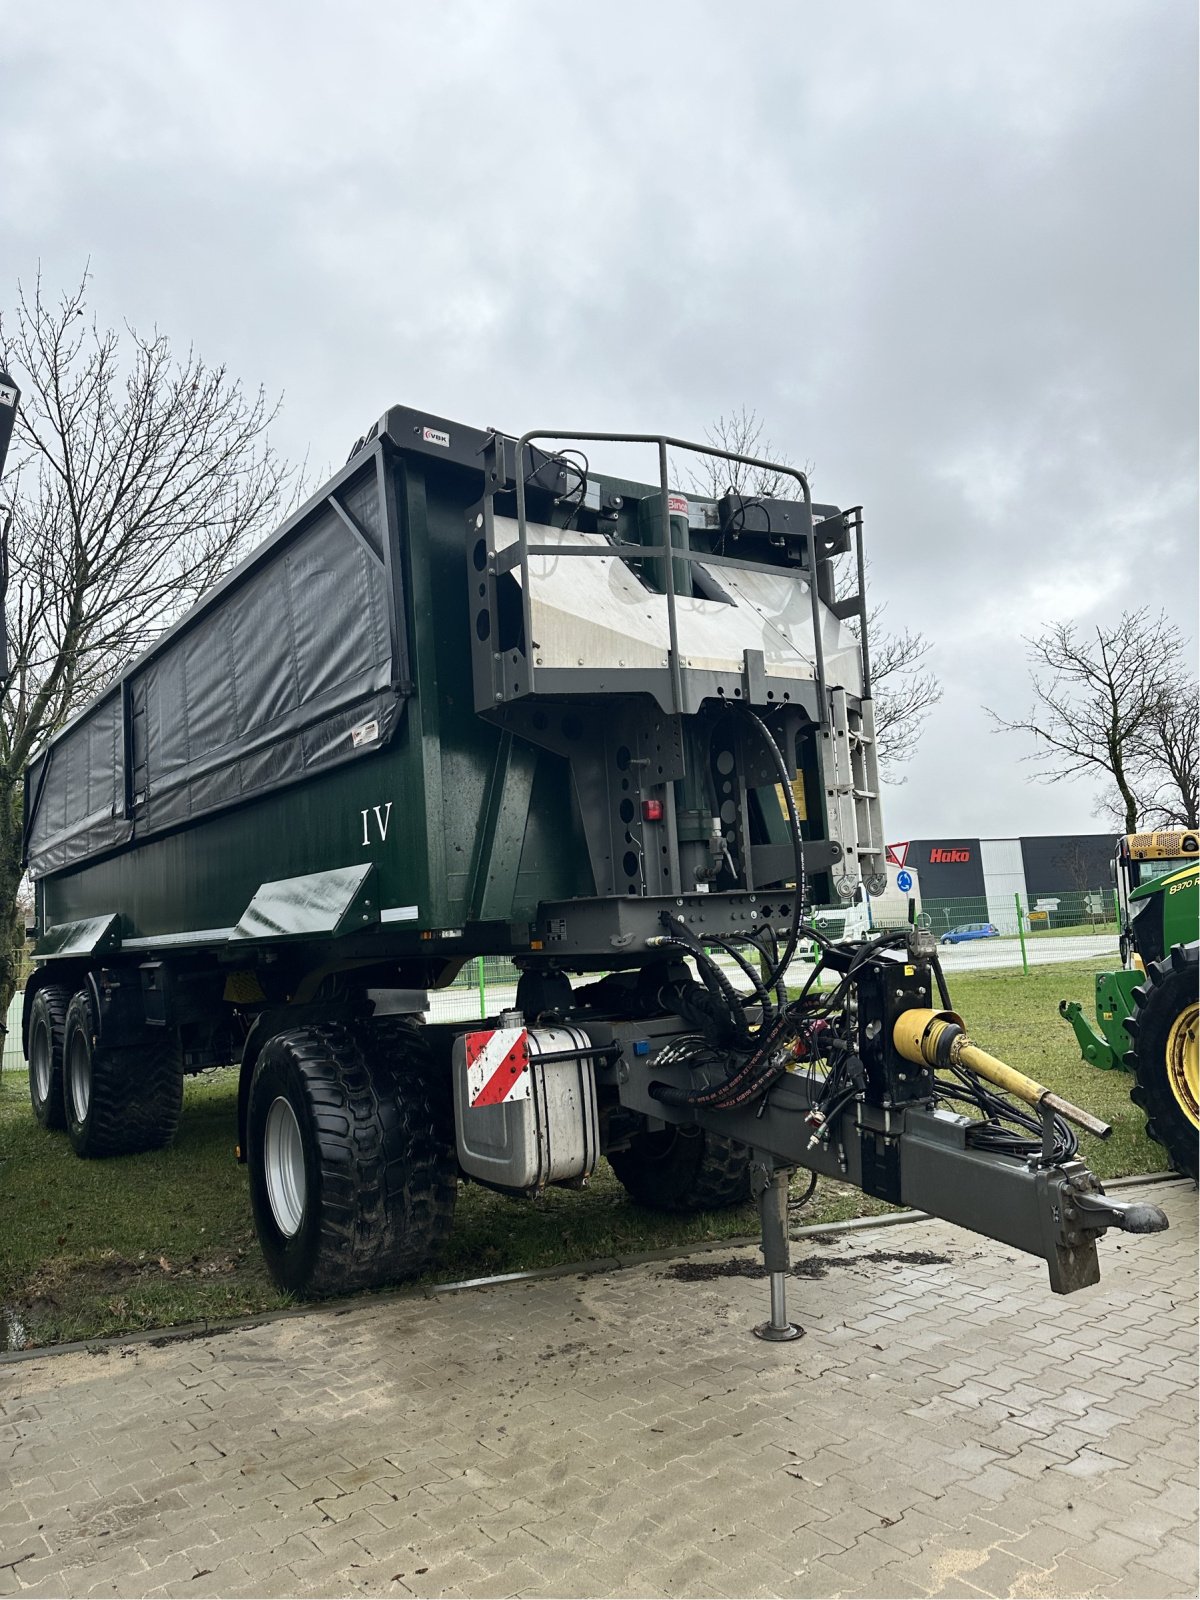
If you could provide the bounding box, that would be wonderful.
[0,777,28,1028]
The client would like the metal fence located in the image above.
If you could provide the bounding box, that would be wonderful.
[869,888,1120,978]
[0,888,1119,1071]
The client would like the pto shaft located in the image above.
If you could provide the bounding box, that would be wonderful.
[893,1009,1113,1140]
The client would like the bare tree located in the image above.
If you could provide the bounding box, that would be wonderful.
[685,409,942,778]
[988,609,1187,834]
[1135,675,1199,829]
[870,625,943,772]
[0,270,294,1014]
[682,406,805,500]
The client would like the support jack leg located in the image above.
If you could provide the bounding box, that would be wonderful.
[752,1163,804,1343]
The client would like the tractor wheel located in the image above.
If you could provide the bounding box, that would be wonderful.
[608,1124,753,1212]
[247,1021,456,1298]
[63,990,184,1158]
[1127,943,1198,1182]
[28,984,70,1130]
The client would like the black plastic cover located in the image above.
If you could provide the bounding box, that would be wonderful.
[26,465,400,877]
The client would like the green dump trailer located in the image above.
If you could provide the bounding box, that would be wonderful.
[22,406,1166,1327]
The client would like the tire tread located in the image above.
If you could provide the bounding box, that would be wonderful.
[28,984,71,1131]
[608,1125,752,1213]
[250,1021,456,1297]
[1125,942,1198,1182]
[64,989,183,1158]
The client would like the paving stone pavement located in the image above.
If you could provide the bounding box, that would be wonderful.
[0,1178,1195,1600]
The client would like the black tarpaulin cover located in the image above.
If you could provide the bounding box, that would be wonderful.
[26,491,400,878]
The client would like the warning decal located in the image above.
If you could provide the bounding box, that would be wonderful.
[465,1028,531,1107]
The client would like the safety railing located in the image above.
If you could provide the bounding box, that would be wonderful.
[502,429,834,724]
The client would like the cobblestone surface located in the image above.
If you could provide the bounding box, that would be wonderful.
[0,1178,1194,1598]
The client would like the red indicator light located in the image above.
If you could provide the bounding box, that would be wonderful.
[642,799,664,821]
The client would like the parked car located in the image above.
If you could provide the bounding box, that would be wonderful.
[941,922,1000,945]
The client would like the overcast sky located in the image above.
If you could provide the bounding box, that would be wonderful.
[4,0,1196,845]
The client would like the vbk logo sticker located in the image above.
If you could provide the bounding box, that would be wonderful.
[422,426,450,448]
[465,1028,531,1107]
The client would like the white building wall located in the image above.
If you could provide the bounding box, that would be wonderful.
[980,838,1029,933]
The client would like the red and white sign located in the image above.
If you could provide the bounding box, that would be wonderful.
[465,1028,531,1107]
[667,494,690,517]
[887,841,910,866]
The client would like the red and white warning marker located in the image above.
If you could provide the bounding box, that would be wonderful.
[464,1028,531,1107]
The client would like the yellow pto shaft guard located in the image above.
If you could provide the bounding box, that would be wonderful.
[893,1009,1112,1141]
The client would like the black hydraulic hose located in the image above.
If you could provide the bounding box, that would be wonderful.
[755,923,790,1014]
[739,707,807,992]
[790,1169,819,1210]
[707,933,775,1027]
[713,1056,790,1108]
[650,1005,795,1110]
[654,927,754,1045]
[930,948,953,1011]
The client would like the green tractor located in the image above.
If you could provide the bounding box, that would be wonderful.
[1061,830,1198,1180]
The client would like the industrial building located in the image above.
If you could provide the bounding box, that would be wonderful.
[885,833,1117,931]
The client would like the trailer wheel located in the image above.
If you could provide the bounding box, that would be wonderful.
[607,1125,753,1212]
[1127,943,1199,1182]
[63,990,184,1158]
[247,1022,456,1298]
[28,984,70,1130]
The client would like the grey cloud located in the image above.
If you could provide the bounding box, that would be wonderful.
[2,0,1194,840]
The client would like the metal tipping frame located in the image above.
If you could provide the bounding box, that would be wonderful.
[509,430,828,728]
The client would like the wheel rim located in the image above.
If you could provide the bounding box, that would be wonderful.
[1166,1001,1199,1129]
[68,1031,91,1121]
[31,1025,50,1103]
[264,1097,307,1238]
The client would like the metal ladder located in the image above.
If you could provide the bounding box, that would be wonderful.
[822,687,885,897]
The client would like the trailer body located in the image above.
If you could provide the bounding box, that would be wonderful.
[22,407,1165,1316]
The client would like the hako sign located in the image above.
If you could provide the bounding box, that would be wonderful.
[929,846,972,864]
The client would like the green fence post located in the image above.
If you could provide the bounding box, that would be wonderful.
[477,956,487,1019]
[1015,893,1029,977]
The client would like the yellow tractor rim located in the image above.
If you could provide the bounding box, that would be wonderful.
[1166,1001,1199,1129]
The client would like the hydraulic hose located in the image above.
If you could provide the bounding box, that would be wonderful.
[738,707,807,991]
[650,1008,794,1109]
[707,933,776,1026]
[649,927,754,1045]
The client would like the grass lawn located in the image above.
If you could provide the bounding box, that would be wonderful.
[0,960,1168,1349]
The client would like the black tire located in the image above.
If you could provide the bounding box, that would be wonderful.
[27,984,70,1130]
[608,1124,753,1212]
[63,989,184,1158]
[1127,943,1198,1182]
[247,1021,457,1298]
